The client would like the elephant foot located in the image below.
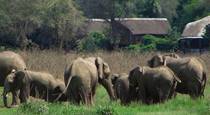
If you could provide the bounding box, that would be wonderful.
[10,104,19,108]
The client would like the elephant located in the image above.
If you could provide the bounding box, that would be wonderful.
[63,57,115,105]
[128,66,181,104]
[3,69,66,107]
[0,51,26,107]
[148,54,207,98]
[111,73,141,105]
[111,73,130,104]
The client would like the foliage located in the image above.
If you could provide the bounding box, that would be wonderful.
[126,35,178,52]
[173,0,210,31]
[203,24,210,39]
[78,32,111,51]
[0,0,84,50]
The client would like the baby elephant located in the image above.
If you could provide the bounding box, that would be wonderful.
[129,66,181,104]
[111,73,130,105]
[3,69,66,108]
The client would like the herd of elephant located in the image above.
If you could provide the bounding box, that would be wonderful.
[0,51,207,108]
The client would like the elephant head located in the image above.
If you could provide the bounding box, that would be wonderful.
[148,54,166,67]
[128,66,144,101]
[129,66,144,88]
[111,74,120,85]
[95,57,115,100]
[51,80,67,101]
[3,69,30,107]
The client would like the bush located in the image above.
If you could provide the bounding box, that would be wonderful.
[203,24,210,40]
[125,35,178,52]
[143,35,178,51]
[78,32,111,52]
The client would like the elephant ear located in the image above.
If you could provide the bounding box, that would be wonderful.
[129,66,142,86]
[95,57,104,79]
[103,62,111,78]
[149,54,163,67]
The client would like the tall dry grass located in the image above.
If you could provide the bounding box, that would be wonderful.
[18,50,210,83]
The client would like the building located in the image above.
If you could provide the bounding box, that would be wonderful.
[85,18,171,46]
[179,16,210,52]
[85,19,109,34]
[115,18,171,46]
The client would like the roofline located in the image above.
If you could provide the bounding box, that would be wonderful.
[179,36,204,40]
[87,18,169,22]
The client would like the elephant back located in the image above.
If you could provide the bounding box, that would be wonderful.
[0,51,26,86]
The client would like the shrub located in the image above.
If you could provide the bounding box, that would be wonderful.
[78,32,111,52]
[125,35,178,52]
[203,24,210,40]
[143,35,178,51]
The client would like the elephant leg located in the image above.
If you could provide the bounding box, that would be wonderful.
[11,91,19,106]
[19,85,30,103]
[80,88,92,105]
[189,84,199,98]
[91,85,97,105]
[68,87,81,105]
[139,86,146,104]
[168,81,177,99]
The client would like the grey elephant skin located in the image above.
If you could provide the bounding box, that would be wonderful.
[3,70,66,107]
[148,54,207,98]
[0,51,26,107]
[111,73,130,105]
[64,57,115,105]
[129,66,180,104]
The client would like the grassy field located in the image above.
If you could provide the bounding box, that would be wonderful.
[0,50,210,115]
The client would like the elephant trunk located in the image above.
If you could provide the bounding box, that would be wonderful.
[100,78,116,101]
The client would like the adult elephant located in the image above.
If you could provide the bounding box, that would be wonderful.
[63,57,115,105]
[0,51,26,107]
[111,73,130,105]
[128,66,180,104]
[148,54,207,98]
[3,69,66,108]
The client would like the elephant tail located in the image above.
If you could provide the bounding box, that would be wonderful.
[173,74,181,83]
[200,72,207,97]
[54,75,73,102]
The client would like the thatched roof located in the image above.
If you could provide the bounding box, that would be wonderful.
[119,18,171,35]
[85,19,109,33]
[85,18,171,35]
[182,16,210,37]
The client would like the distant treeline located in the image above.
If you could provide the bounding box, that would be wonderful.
[0,0,209,51]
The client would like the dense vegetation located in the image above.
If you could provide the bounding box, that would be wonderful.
[0,0,209,51]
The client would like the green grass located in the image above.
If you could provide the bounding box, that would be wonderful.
[0,86,210,115]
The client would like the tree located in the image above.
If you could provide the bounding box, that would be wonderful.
[0,0,84,50]
[76,0,134,48]
[0,0,44,49]
[203,24,210,39]
[173,0,209,32]
[41,0,85,50]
